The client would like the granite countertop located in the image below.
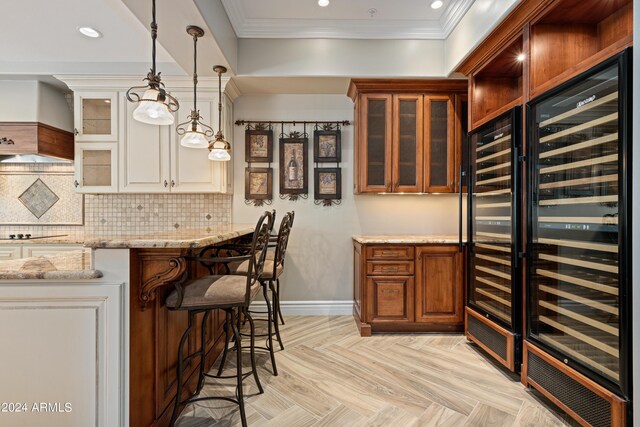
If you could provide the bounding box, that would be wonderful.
[0,235,86,245]
[85,224,256,249]
[0,249,102,280]
[353,235,464,244]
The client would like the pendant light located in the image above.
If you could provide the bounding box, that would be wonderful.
[176,26,212,148]
[126,0,179,125]
[208,66,231,161]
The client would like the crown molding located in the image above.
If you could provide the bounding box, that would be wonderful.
[53,75,232,92]
[222,0,475,40]
[224,78,242,101]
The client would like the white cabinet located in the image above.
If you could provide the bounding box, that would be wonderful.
[0,244,85,259]
[0,247,21,260]
[74,143,118,193]
[0,281,124,426]
[119,94,171,192]
[74,92,118,141]
[22,245,85,258]
[67,79,234,194]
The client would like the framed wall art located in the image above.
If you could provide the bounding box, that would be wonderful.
[245,167,273,206]
[279,136,308,199]
[245,129,273,163]
[314,168,341,205]
[314,129,341,163]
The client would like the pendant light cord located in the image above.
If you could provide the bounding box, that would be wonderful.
[218,70,222,132]
[193,33,198,112]
[151,0,157,76]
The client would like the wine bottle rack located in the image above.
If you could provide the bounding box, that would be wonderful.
[528,58,624,386]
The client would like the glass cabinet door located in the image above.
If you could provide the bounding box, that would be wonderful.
[74,92,118,141]
[392,94,423,192]
[468,108,520,328]
[425,95,455,192]
[74,143,118,193]
[528,59,625,388]
[359,94,392,192]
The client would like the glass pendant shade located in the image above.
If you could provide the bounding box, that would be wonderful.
[180,124,209,148]
[208,147,231,161]
[133,89,175,125]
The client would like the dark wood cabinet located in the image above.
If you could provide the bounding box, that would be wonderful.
[353,241,464,336]
[415,246,464,324]
[348,80,467,194]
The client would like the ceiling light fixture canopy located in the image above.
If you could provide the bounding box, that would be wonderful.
[176,26,212,148]
[208,65,231,162]
[431,0,444,9]
[126,0,179,125]
[318,0,330,7]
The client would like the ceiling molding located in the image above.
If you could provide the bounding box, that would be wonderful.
[224,78,242,101]
[222,0,476,40]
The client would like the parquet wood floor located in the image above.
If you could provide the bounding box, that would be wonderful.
[177,316,577,426]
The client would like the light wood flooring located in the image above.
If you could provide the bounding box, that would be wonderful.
[177,316,578,426]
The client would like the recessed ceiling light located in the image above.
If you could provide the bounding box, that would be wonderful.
[318,0,329,6]
[431,1,444,9]
[78,27,102,38]
[517,53,525,61]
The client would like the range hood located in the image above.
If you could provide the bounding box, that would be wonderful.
[0,80,74,162]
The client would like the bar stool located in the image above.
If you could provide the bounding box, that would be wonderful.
[166,211,273,427]
[220,211,294,376]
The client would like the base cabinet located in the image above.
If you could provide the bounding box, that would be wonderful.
[353,242,464,336]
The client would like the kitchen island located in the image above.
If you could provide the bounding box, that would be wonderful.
[0,224,255,427]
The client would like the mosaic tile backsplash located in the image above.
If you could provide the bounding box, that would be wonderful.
[84,193,232,236]
[0,163,232,238]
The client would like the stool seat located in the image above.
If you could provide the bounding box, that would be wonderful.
[166,275,261,309]
[235,259,283,280]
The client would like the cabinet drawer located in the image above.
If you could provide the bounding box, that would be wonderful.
[366,261,414,276]
[366,246,414,260]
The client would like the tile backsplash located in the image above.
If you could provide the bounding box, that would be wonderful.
[0,162,232,238]
[84,193,232,236]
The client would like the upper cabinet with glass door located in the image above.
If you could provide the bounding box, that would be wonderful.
[348,80,467,194]
[74,92,119,141]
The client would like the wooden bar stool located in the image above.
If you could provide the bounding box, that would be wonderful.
[166,211,273,427]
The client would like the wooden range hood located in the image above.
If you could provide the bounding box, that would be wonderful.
[0,122,74,160]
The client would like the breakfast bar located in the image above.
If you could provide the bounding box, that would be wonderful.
[0,224,254,427]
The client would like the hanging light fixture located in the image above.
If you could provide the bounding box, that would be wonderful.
[126,0,179,125]
[176,26,212,148]
[208,66,231,161]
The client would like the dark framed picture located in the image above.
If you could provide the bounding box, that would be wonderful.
[279,138,308,194]
[245,167,273,200]
[314,130,341,163]
[245,130,273,163]
[314,168,341,200]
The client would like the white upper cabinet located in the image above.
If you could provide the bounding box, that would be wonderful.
[62,76,234,194]
[74,92,118,141]
[119,93,171,192]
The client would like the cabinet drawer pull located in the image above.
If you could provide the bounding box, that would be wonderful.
[382,289,400,294]
[380,251,400,256]
[379,266,399,270]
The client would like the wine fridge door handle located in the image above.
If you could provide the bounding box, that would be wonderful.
[458,166,465,252]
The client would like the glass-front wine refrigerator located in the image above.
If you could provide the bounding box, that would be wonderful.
[523,50,631,427]
[466,107,522,372]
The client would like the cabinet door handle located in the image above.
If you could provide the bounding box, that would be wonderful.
[73,128,79,136]
[164,180,168,187]
[74,180,79,188]
[171,180,175,188]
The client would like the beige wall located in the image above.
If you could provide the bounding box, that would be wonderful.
[232,94,462,302]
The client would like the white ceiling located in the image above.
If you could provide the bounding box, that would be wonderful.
[222,0,476,39]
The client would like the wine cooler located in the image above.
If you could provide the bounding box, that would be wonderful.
[466,107,522,372]
[524,50,631,426]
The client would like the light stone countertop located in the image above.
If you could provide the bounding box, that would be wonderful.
[0,249,102,280]
[352,235,464,244]
[85,224,256,249]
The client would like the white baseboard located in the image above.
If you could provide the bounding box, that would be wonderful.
[251,300,352,316]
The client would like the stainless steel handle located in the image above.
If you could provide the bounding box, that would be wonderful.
[164,180,168,188]
[458,166,465,253]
